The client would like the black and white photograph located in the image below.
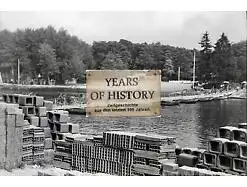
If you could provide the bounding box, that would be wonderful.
[0,1,246,180]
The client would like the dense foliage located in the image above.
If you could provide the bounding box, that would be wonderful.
[198,31,246,82]
[0,26,246,84]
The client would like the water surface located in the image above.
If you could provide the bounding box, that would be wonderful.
[70,99,247,149]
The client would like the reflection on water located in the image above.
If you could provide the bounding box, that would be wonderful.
[70,99,246,149]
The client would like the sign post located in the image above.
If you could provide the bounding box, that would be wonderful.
[86,70,161,117]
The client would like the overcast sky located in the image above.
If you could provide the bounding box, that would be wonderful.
[0,11,246,49]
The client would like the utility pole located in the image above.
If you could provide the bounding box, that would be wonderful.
[178,66,180,81]
[192,50,196,89]
[17,58,20,85]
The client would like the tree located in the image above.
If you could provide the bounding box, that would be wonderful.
[38,43,58,80]
[198,31,213,81]
[213,33,233,81]
[101,52,128,70]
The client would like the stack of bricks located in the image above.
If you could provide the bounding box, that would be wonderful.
[72,134,134,176]
[71,131,176,176]
[174,122,247,176]
[22,123,34,163]
[132,133,176,176]
[0,102,24,170]
[46,110,81,170]
[2,93,54,165]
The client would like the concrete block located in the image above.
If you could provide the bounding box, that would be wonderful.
[177,153,198,167]
[8,95,14,103]
[21,106,35,116]
[203,152,217,167]
[0,135,6,168]
[39,117,48,127]
[68,123,80,134]
[55,122,69,133]
[15,113,24,127]
[33,152,45,161]
[192,149,206,161]
[217,154,232,170]
[218,126,237,140]
[15,127,23,144]
[33,132,45,144]
[182,147,192,154]
[33,143,45,153]
[18,95,34,106]
[31,125,44,133]
[22,152,33,163]
[47,111,54,121]
[233,158,247,173]
[16,109,23,114]
[44,149,55,163]
[44,138,53,149]
[29,116,39,126]
[44,127,51,138]
[0,103,7,118]
[54,112,69,123]
[51,132,58,141]
[43,100,53,111]
[5,114,16,170]
[238,123,247,130]
[57,132,72,140]
[12,94,20,104]
[175,147,182,156]
[232,128,247,142]
[224,141,241,157]
[3,94,9,103]
[162,170,178,176]
[160,159,179,172]
[0,117,6,136]
[22,144,33,153]
[35,107,47,117]
[6,104,19,115]
[240,143,247,159]
[48,119,55,131]
[24,120,30,126]
[34,96,44,107]
[208,138,229,154]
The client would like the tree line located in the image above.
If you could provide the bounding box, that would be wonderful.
[198,31,246,82]
[0,26,246,84]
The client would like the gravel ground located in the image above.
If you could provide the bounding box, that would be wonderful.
[0,165,110,176]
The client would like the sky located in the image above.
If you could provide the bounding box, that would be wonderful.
[0,11,246,49]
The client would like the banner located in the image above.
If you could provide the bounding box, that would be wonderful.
[86,70,161,117]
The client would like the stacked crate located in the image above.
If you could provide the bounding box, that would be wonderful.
[0,102,24,170]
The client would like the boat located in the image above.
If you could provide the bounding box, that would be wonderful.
[53,104,86,115]
[198,97,212,102]
[161,100,180,106]
[180,98,199,104]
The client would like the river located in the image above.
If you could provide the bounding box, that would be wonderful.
[69,99,247,149]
